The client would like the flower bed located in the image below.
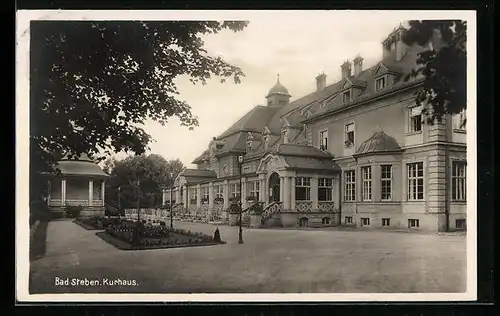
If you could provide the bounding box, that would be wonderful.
[74,216,125,230]
[97,222,225,250]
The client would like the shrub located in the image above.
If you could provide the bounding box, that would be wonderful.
[65,205,83,218]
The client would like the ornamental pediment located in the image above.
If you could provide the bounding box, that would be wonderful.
[256,154,288,174]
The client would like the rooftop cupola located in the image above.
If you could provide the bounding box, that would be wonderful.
[266,74,291,106]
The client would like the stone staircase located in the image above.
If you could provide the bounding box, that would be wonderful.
[261,201,283,226]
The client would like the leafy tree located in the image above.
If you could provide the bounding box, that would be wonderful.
[105,154,185,209]
[30,20,248,203]
[402,20,467,125]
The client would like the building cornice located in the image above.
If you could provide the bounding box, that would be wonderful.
[301,78,424,124]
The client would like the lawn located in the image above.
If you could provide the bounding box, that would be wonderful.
[29,220,467,294]
[30,221,49,261]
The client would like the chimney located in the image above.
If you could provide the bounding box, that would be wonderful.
[353,55,363,77]
[315,72,327,91]
[340,60,352,79]
[395,26,408,61]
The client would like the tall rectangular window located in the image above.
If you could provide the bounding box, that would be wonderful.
[318,178,333,201]
[214,185,224,199]
[452,161,467,201]
[246,141,252,153]
[295,177,311,201]
[375,77,386,91]
[230,183,240,198]
[381,165,393,200]
[319,130,328,151]
[407,162,424,200]
[344,123,355,147]
[248,180,260,200]
[344,170,356,202]
[202,187,209,200]
[408,105,422,133]
[361,166,372,201]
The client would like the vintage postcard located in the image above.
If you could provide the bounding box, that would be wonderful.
[16,10,476,302]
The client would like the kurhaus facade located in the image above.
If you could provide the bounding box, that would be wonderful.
[163,25,467,232]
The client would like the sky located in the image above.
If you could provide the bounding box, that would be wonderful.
[138,12,408,168]
[17,10,472,169]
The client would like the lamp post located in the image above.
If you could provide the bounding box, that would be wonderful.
[238,155,244,244]
[135,180,141,223]
[170,171,174,229]
[118,186,122,217]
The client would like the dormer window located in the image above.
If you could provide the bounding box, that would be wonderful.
[342,90,351,103]
[263,135,269,150]
[375,77,386,91]
[246,141,252,153]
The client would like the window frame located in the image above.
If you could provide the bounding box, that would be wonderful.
[345,216,353,224]
[214,184,224,199]
[342,89,352,103]
[408,218,420,228]
[361,166,372,201]
[452,110,467,132]
[375,76,386,91]
[319,129,328,151]
[344,122,355,147]
[382,218,390,227]
[408,105,423,133]
[344,170,356,202]
[407,162,424,201]
[451,160,467,201]
[361,217,370,226]
[318,177,333,201]
[381,164,393,201]
[230,183,240,198]
[248,180,260,200]
[295,177,311,201]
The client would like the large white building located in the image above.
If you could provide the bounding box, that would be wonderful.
[163,25,467,232]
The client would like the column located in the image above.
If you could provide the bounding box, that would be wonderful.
[101,180,105,206]
[333,175,340,208]
[196,184,201,208]
[279,176,284,203]
[208,182,214,209]
[223,180,229,209]
[259,176,266,203]
[242,178,247,209]
[283,176,290,210]
[61,179,66,206]
[311,176,318,210]
[290,176,296,211]
[89,180,94,206]
[88,180,94,207]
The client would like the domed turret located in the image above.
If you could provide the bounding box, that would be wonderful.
[266,74,291,106]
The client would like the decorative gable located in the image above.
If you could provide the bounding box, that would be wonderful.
[262,126,271,136]
[373,62,401,89]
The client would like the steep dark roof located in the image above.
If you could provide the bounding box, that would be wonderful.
[218,106,278,138]
[354,131,402,156]
[180,169,218,178]
[54,160,109,178]
[267,79,291,97]
[283,156,340,171]
[275,143,332,159]
[191,150,210,164]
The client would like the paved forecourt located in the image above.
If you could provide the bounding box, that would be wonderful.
[29,219,466,294]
